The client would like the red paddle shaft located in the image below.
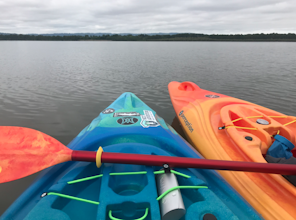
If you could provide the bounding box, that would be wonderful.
[71,151,296,175]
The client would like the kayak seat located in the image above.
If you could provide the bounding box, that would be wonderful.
[267,135,295,159]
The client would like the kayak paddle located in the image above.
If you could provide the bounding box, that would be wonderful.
[1,126,296,184]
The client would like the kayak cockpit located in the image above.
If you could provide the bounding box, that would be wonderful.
[24,144,244,220]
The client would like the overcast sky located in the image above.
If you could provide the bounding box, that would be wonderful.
[0,0,295,34]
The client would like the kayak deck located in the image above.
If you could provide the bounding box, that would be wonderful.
[24,144,247,220]
[2,92,261,220]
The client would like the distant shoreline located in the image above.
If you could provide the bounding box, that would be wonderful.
[1,33,296,42]
[79,40,296,42]
[1,40,296,42]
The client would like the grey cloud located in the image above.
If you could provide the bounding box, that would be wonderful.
[186,0,282,12]
[0,0,295,34]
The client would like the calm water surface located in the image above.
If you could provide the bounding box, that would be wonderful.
[0,41,296,214]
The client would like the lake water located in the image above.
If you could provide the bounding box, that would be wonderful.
[0,41,296,215]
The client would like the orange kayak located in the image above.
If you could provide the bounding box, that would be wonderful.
[168,81,296,220]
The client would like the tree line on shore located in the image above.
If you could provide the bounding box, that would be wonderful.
[0,33,296,41]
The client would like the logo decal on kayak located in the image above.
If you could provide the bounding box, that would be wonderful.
[140,110,160,128]
[179,111,194,132]
[117,117,138,125]
[113,112,141,117]
[102,108,115,114]
[205,94,219,98]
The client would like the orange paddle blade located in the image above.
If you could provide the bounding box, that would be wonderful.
[0,127,72,183]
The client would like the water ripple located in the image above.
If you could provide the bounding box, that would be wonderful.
[0,41,295,135]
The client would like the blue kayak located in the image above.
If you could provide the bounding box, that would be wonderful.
[1,92,262,220]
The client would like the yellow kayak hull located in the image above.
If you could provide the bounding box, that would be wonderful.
[169,81,296,220]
